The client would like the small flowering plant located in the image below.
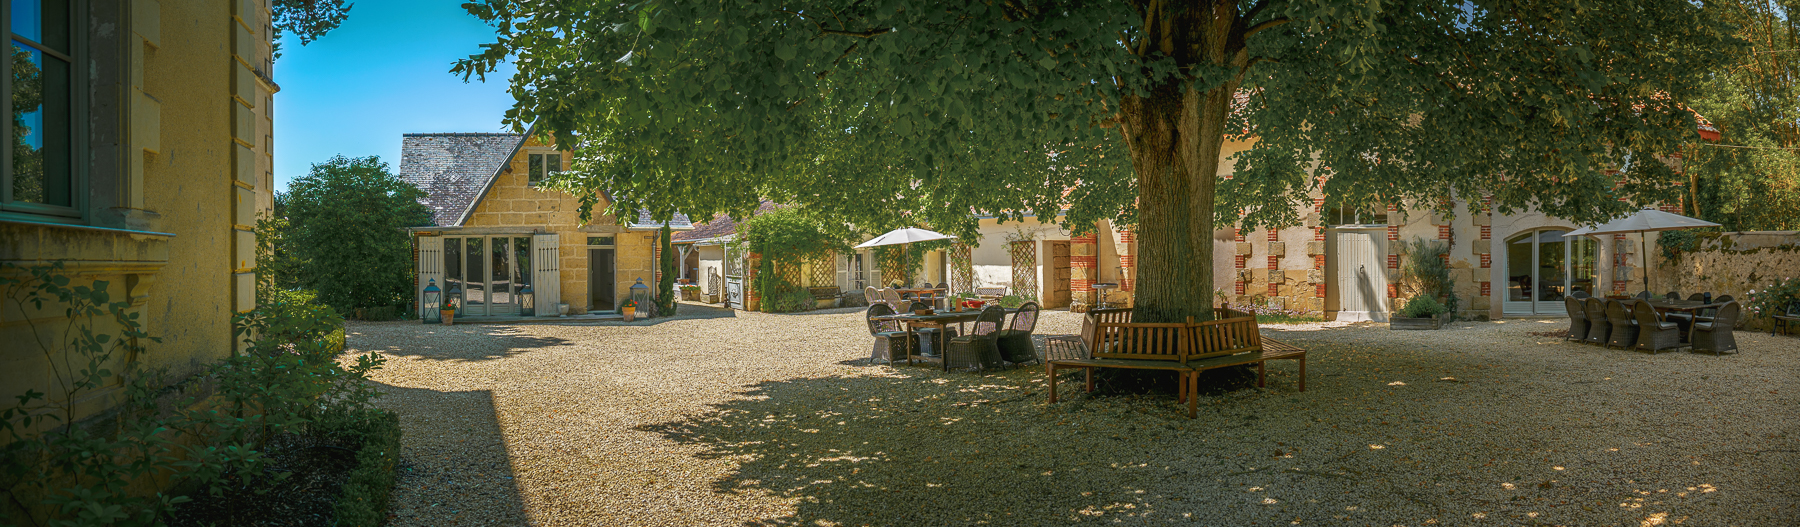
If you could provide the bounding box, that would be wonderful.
[1745,277,1800,320]
[442,298,459,311]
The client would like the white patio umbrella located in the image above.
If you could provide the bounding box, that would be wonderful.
[1582,209,1721,295]
[855,227,956,287]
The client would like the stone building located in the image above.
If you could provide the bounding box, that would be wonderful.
[0,0,277,429]
[401,132,689,317]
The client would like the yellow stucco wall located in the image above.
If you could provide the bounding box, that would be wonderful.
[458,136,659,313]
[0,0,274,425]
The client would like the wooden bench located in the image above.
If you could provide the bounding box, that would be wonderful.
[809,286,841,300]
[1773,302,1800,336]
[1047,308,1308,419]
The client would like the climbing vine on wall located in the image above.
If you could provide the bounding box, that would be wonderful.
[949,242,974,295]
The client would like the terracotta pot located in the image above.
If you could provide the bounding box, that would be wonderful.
[440,311,455,326]
[623,306,636,321]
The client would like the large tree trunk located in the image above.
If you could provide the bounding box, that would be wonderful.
[1117,1,1244,324]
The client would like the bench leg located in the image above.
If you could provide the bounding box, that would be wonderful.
[1048,363,1058,403]
[1257,362,1266,388]
[1084,367,1094,393]
[1298,357,1307,392]
[1177,371,1187,404]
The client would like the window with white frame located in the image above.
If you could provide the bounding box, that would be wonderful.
[527,151,561,184]
[3,0,80,216]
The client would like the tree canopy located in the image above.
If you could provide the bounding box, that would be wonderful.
[458,0,1739,322]
[1685,0,1800,231]
[281,155,433,314]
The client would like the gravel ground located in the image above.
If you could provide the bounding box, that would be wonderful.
[347,304,1799,526]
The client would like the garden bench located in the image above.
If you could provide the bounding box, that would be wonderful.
[809,286,841,300]
[1047,308,1308,419]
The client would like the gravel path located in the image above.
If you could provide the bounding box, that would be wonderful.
[347,305,1799,526]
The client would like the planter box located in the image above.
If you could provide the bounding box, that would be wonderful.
[1390,313,1448,330]
[680,289,701,301]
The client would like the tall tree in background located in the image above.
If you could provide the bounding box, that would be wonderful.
[458,0,1737,323]
[1687,0,1800,231]
[658,225,678,317]
[283,155,433,314]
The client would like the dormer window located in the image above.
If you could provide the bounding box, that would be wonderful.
[528,152,561,184]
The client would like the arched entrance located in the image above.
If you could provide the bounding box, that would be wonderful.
[1502,228,1600,315]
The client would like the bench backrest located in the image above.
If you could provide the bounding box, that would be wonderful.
[1090,322,1190,363]
[1080,307,1134,347]
[1188,313,1261,360]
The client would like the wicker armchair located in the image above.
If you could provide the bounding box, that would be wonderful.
[1636,291,1653,300]
[881,288,905,309]
[864,286,881,306]
[910,301,954,358]
[1563,297,1589,342]
[1605,300,1640,349]
[1664,291,1682,300]
[945,306,1008,371]
[866,303,917,365]
[1632,302,1686,353]
[1583,298,1610,344]
[994,302,1042,367]
[1691,301,1740,355]
[1686,293,1704,301]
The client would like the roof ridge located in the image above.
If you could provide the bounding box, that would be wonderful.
[403,132,525,137]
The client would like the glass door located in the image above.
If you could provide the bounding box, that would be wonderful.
[441,235,531,316]
[1504,229,1591,314]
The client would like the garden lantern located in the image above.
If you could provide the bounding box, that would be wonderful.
[630,278,654,317]
[518,284,535,316]
[446,284,463,316]
[422,279,442,324]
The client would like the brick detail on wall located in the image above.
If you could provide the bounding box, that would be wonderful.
[1234,229,1245,242]
[1118,229,1135,243]
[1269,282,1281,296]
[1267,255,1279,269]
[1313,197,1326,211]
[1480,253,1492,268]
[1387,283,1399,298]
[1234,255,1248,269]
[1315,283,1327,298]
[1480,225,1491,239]
[1387,254,1399,269]
[1313,254,1325,270]
[1268,229,1280,242]
[1387,226,1400,241]
[1314,227,1326,241]
[1438,225,1452,240]
[1480,282,1491,297]
[1235,281,1246,295]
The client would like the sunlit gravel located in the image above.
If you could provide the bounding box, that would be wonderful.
[347,304,1799,526]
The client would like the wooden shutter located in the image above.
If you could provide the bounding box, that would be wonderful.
[417,236,444,318]
[533,233,561,316]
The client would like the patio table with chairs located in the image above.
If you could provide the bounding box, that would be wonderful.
[866,303,1041,372]
[1563,291,1741,355]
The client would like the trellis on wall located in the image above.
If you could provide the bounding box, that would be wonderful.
[808,253,836,288]
[1010,241,1038,299]
[878,246,908,286]
[949,243,974,295]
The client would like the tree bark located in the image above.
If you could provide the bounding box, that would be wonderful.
[1117,0,1246,323]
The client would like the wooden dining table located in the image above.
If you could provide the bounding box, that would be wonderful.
[873,307,1017,371]
[894,288,948,308]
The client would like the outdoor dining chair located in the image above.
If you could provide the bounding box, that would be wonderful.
[1700,295,1734,322]
[882,288,905,310]
[1583,298,1611,345]
[864,286,881,306]
[1664,291,1682,300]
[994,302,1042,367]
[865,303,916,365]
[1686,293,1704,301]
[945,306,1008,371]
[910,301,954,358]
[1636,291,1653,300]
[1633,302,1687,353]
[1563,297,1589,342]
[1605,300,1641,349]
[1691,301,1740,355]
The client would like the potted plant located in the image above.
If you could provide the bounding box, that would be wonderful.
[440,298,458,326]
[680,284,702,302]
[1391,295,1449,330]
[621,298,638,321]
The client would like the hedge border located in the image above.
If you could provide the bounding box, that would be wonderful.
[329,409,401,526]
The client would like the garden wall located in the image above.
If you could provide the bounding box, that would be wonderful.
[1651,231,1800,328]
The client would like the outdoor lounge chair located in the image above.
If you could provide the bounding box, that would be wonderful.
[1563,297,1589,342]
[1605,300,1640,349]
[1583,298,1611,345]
[994,302,1042,367]
[1633,302,1687,353]
[1691,301,1740,355]
[866,303,917,365]
[945,306,1008,371]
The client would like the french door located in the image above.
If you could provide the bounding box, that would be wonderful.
[442,236,533,316]
[1503,229,1598,315]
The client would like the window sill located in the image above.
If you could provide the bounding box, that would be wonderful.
[0,218,174,272]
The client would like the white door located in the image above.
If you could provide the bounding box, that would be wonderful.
[417,236,444,317]
[1333,229,1389,322]
[532,233,560,316]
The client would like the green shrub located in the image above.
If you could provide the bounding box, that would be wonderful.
[999,295,1028,308]
[1746,277,1800,321]
[1397,295,1448,318]
[328,410,402,527]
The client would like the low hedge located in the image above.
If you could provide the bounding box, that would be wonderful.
[330,409,402,526]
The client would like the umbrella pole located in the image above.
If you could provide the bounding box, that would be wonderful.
[1641,232,1649,295]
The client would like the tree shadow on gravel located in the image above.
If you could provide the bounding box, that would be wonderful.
[374,383,531,527]
[349,323,570,362]
[634,366,1307,526]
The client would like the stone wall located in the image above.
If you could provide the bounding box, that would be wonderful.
[1651,231,1800,325]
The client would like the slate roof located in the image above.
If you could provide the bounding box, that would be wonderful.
[398,133,526,226]
[672,201,780,243]
[626,209,695,231]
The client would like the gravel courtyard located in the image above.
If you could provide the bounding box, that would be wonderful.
[347,305,1799,526]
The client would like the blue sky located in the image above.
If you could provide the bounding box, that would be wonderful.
[273,1,520,191]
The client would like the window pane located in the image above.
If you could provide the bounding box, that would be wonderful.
[444,238,462,300]
[11,41,70,206]
[490,238,510,305]
[513,237,531,289]
[587,236,614,246]
[12,0,69,52]
[1537,230,1566,302]
[466,238,486,312]
[1506,233,1533,302]
[528,153,543,183]
[546,154,561,178]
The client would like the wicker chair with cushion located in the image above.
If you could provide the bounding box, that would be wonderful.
[1563,297,1589,342]
[1691,301,1740,355]
[1633,302,1687,353]
[994,302,1042,367]
[1665,291,1682,300]
[945,306,1008,371]
[1583,298,1611,345]
[864,286,881,306]
[881,288,905,310]
[1605,300,1640,349]
[866,303,917,365]
[1636,291,1653,300]
[1686,293,1704,301]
